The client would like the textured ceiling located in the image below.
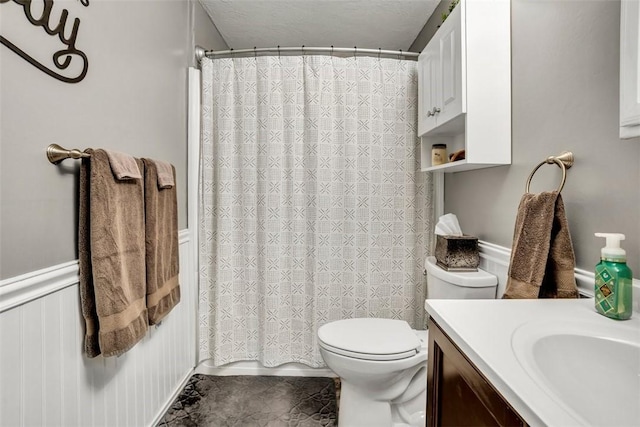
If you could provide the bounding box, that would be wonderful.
[199,0,439,51]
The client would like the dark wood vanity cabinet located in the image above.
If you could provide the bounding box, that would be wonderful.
[426,317,528,427]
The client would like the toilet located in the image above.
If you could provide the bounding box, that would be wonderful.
[317,256,497,427]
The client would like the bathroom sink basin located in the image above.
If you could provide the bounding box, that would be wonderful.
[512,320,640,426]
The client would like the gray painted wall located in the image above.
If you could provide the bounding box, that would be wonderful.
[192,0,229,60]
[0,0,225,279]
[409,0,452,53]
[411,0,640,273]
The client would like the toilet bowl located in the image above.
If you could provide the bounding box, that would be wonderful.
[318,260,498,426]
[318,318,428,427]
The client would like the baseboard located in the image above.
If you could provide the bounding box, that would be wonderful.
[148,367,195,427]
[196,360,337,378]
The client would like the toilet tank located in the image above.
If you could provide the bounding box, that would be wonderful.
[425,256,497,299]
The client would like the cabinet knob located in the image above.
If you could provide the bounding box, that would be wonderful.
[427,107,441,117]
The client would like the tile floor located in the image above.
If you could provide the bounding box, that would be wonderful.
[158,374,339,426]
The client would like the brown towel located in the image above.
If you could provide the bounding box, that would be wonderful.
[142,159,180,324]
[104,149,142,180]
[503,191,579,299]
[79,149,148,357]
[152,159,175,189]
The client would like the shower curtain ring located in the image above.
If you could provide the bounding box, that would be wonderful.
[378,48,381,60]
[354,46,357,57]
[254,46,257,58]
[399,49,402,60]
[331,45,334,56]
[302,45,305,56]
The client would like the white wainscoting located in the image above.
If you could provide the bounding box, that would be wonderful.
[479,239,596,298]
[0,229,196,427]
[479,240,640,308]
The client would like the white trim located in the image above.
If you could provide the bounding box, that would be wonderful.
[188,67,202,369]
[178,228,190,245]
[573,268,594,298]
[148,367,195,427]
[187,68,200,244]
[433,171,445,219]
[195,359,337,378]
[477,240,511,267]
[0,229,190,314]
[0,261,79,314]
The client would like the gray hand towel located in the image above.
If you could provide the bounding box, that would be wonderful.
[503,191,579,299]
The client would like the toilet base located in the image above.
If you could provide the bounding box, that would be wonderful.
[338,379,426,427]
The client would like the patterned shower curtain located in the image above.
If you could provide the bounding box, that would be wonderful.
[199,55,434,367]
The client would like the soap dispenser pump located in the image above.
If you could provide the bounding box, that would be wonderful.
[594,233,633,320]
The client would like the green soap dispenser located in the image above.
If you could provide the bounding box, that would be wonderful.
[594,233,633,320]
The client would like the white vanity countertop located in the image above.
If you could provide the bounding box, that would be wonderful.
[424,298,640,427]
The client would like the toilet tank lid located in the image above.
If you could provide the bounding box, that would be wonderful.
[318,318,421,356]
[425,256,497,288]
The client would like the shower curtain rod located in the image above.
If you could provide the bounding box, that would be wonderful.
[195,45,419,63]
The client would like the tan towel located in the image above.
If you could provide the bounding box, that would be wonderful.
[152,159,175,188]
[79,149,148,357]
[142,159,180,324]
[503,191,579,299]
[104,149,142,180]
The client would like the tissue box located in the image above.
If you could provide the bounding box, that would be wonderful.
[435,235,479,272]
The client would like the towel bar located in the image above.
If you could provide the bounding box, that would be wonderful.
[47,144,91,164]
[525,151,574,193]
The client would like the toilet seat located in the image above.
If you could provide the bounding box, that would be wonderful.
[318,318,421,361]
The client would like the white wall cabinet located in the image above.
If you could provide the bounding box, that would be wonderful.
[620,0,640,139]
[418,0,511,173]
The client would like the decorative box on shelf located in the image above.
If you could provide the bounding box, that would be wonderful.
[434,235,479,272]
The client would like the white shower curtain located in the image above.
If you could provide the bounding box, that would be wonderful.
[199,55,434,367]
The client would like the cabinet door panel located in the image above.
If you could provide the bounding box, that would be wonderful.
[441,31,456,106]
[437,5,464,127]
[418,48,439,136]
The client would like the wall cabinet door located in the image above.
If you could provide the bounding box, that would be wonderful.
[418,4,464,136]
[436,7,463,128]
[620,0,640,138]
[418,45,440,135]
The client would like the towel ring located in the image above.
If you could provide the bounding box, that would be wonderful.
[525,151,574,193]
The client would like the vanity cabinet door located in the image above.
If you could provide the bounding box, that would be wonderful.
[620,0,640,138]
[427,318,527,427]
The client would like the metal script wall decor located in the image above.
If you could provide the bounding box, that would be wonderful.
[0,0,89,83]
